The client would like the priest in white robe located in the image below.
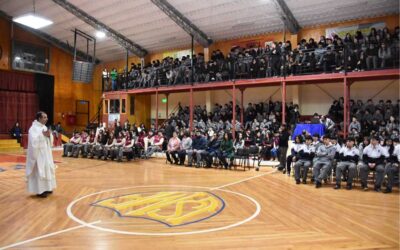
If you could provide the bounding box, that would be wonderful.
[26,111,57,198]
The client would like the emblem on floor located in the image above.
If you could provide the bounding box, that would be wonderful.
[91,191,225,227]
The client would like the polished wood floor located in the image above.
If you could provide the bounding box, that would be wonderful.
[0,151,398,250]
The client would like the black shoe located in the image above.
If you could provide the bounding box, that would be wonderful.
[167,159,173,164]
[188,164,192,167]
[174,161,179,165]
[346,184,352,190]
[44,191,53,194]
[323,179,328,184]
[334,184,341,189]
[315,181,322,188]
[302,180,307,184]
[62,154,67,157]
[296,179,300,184]
[255,167,259,171]
[374,186,381,192]
[282,169,286,174]
[383,188,392,193]
[36,192,48,198]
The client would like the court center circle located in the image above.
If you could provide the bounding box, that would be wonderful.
[66,185,261,236]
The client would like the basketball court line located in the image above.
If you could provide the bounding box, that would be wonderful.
[210,169,277,190]
[0,167,276,248]
[0,220,101,250]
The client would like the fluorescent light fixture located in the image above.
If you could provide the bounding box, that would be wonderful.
[13,14,53,29]
[96,31,106,39]
[15,56,21,60]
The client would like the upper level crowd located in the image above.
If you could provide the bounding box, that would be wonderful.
[102,26,400,91]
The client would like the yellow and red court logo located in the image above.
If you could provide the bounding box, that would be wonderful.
[91,191,225,227]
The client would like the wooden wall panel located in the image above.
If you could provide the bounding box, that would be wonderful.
[129,94,151,128]
[0,18,11,70]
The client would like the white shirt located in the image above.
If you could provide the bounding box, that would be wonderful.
[339,146,359,157]
[299,144,315,154]
[292,143,303,153]
[363,144,389,158]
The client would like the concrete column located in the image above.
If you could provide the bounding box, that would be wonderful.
[292,85,300,106]
[205,91,212,112]
[203,47,210,62]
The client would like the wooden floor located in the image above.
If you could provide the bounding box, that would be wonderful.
[0,151,398,250]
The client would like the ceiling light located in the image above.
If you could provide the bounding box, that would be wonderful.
[96,31,106,39]
[13,14,53,29]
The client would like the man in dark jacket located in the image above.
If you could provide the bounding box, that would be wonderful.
[278,125,290,171]
[186,130,207,167]
[201,134,221,168]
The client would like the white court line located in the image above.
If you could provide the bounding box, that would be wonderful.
[0,220,101,250]
[210,169,278,190]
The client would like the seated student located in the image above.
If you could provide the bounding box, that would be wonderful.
[284,135,303,176]
[186,130,207,167]
[83,130,96,158]
[294,135,315,184]
[243,129,254,147]
[63,131,81,157]
[145,131,164,158]
[177,132,192,165]
[166,131,181,164]
[330,136,342,174]
[111,131,126,162]
[102,134,116,160]
[143,131,154,152]
[384,138,399,193]
[201,133,221,168]
[90,130,107,159]
[134,131,145,158]
[312,133,321,150]
[313,135,336,188]
[233,132,245,151]
[258,132,273,163]
[359,136,389,192]
[311,133,322,181]
[116,131,135,162]
[217,132,234,169]
[334,137,359,190]
[74,130,89,158]
[10,121,22,144]
[270,132,280,161]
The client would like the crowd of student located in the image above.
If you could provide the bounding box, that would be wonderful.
[283,132,398,193]
[62,96,399,194]
[323,98,399,140]
[102,26,400,91]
